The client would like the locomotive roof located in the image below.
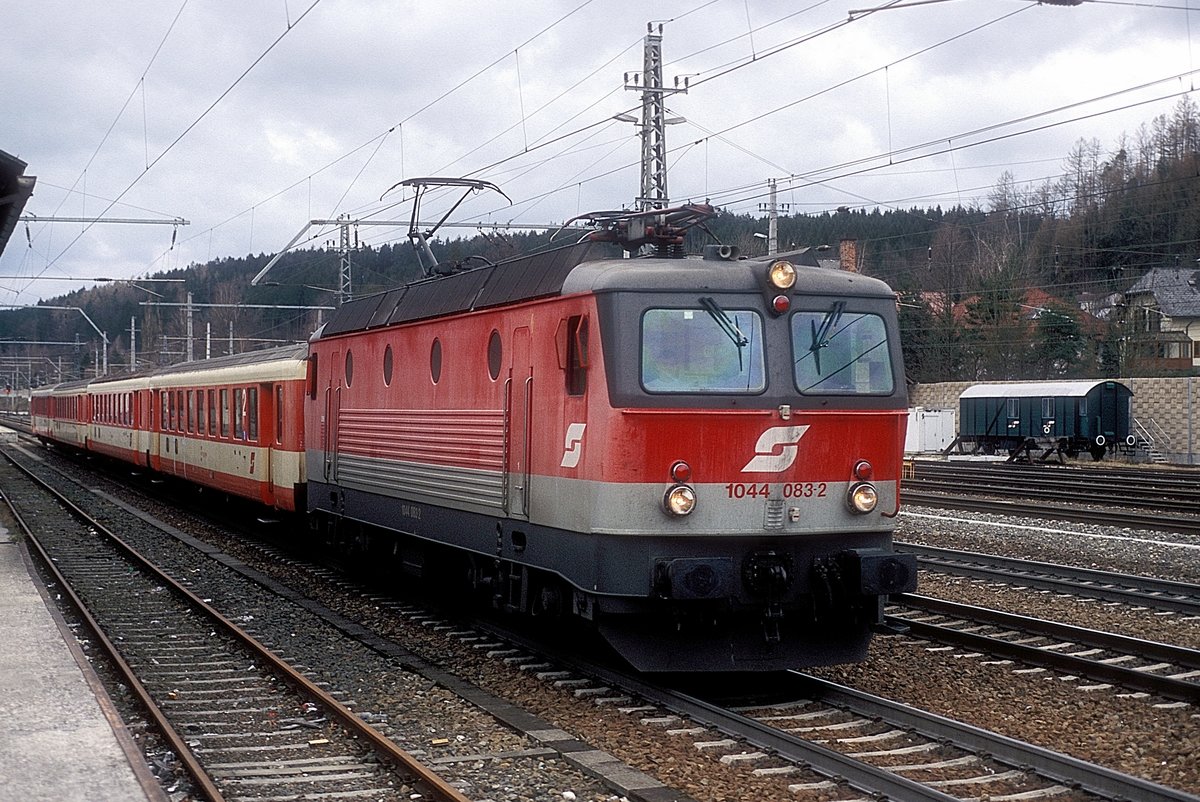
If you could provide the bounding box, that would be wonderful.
[317,241,896,340]
[319,241,596,338]
[560,255,896,297]
[960,379,1131,399]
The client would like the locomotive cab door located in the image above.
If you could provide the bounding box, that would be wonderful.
[505,327,532,519]
[323,350,341,482]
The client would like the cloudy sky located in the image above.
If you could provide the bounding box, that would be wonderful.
[1,0,1194,302]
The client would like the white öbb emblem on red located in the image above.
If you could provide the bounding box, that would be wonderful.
[741,425,811,472]
[560,422,587,468]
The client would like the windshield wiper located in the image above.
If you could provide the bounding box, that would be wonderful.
[699,296,749,370]
[808,300,845,374]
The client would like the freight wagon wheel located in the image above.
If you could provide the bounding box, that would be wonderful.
[1089,443,1106,461]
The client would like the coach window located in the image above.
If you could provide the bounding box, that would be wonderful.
[1006,398,1019,419]
[344,351,354,387]
[1079,396,1087,417]
[178,390,185,431]
[169,391,177,431]
[208,389,217,433]
[431,338,442,383]
[1041,397,1053,418]
[161,391,169,429]
[220,389,230,437]
[234,388,245,439]
[247,387,258,441]
[487,330,502,381]
[196,391,206,434]
[187,390,196,433]
[383,344,394,386]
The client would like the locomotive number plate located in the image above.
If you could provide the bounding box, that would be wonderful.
[724,482,826,499]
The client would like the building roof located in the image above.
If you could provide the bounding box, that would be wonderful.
[1125,267,1200,317]
[0,150,36,259]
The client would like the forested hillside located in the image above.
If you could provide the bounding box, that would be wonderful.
[3,99,1197,387]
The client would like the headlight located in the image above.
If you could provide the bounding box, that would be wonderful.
[664,485,696,516]
[768,260,797,289]
[847,482,878,514]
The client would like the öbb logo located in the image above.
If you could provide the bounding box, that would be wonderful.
[741,425,811,473]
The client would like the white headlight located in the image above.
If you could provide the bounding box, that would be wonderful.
[848,482,878,514]
[768,260,797,289]
[664,485,696,516]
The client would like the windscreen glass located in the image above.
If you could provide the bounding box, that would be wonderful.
[641,306,766,393]
[791,306,894,394]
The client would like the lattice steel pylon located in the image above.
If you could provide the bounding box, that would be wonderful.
[337,214,356,303]
[625,23,687,212]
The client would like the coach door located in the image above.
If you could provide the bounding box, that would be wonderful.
[505,327,532,519]
[1097,381,1119,439]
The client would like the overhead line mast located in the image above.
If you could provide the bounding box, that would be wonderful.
[624,23,688,212]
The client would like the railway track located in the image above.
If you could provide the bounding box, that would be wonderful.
[888,594,1200,703]
[3,449,473,802]
[470,616,1199,801]
[901,541,1200,615]
[901,488,1200,536]
[904,460,1200,513]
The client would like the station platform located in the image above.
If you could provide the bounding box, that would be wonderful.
[0,521,163,801]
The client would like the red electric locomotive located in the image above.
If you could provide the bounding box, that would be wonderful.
[306,202,916,671]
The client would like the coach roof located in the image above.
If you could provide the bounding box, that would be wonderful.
[959,380,1130,399]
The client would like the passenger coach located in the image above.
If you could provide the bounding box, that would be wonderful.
[33,344,308,511]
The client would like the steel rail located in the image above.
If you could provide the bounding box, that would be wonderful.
[901,489,1200,536]
[905,476,1200,513]
[899,541,1200,614]
[0,482,228,802]
[891,593,1200,702]
[898,593,1200,668]
[3,450,472,802]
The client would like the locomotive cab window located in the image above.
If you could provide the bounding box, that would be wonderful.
[791,309,893,395]
[641,306,765,394]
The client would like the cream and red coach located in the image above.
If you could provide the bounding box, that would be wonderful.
[305,217,917,671]
[33,345,307,512]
